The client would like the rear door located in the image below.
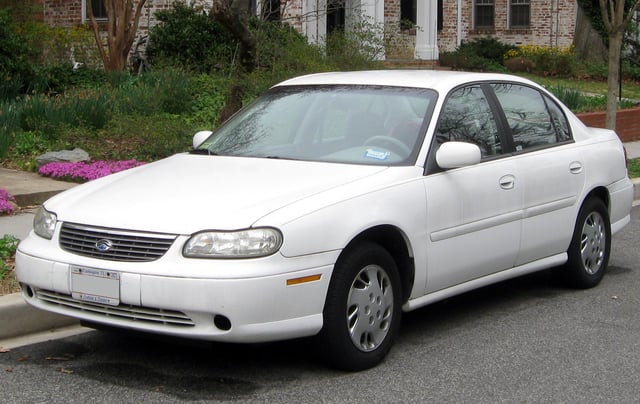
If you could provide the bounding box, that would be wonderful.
[490,83,585,265]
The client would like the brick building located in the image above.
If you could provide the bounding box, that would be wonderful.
[33,0,578,61]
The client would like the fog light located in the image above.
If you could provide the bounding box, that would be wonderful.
[22,284,34,298]
[214,315,231,331]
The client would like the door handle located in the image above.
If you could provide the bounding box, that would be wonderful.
[569,161,583,174]
[499,174,516,190]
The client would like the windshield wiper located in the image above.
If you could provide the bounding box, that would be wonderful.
[264,155,300,161]
[190,149,218,156]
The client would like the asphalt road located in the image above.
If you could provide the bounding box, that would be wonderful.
[1,206,639,403]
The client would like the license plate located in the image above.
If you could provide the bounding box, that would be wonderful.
[71,266,120,306]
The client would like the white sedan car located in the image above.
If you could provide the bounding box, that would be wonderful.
[16,71,633,370]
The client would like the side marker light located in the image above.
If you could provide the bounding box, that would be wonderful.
[286,274,322,286]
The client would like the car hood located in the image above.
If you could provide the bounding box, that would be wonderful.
[45,154,388,234]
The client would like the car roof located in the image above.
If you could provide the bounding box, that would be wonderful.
[275,70,539,93]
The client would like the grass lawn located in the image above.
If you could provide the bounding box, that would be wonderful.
[629,159,640,178]
[518,73,640,100]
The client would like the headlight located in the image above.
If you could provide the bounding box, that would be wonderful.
[34,206,57,240]
[183,228,283,258]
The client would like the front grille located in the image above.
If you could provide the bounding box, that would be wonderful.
[36,289,195,327]
[60,222,176,262]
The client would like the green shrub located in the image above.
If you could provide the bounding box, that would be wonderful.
[584,62,608,80]
[546,85,635,113]
[97,114,195,161]
[0,101,21,157]
[147,2,237,73]
[0,8,37,100]
[18,91,112,138]
[548,85,583,110]
[504,45,576,76]
[71,91,113,129]
[36,25,101,69]
[252,20,327,75]
[440,37,514,71]
[0,76,25,102]
[325,15,385,70]
[12,130,50,156]
[151,69,194,115]
[0,133,10,158]
[187,73,228,127]
[1,9,102,100]
[0,235,19,280]
[30,64,106,95]
[113,68,193,116]
[622,60,640,81]
[462,37,516,63]
[19,96,48,134]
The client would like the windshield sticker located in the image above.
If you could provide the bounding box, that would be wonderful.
[365,149,390,160]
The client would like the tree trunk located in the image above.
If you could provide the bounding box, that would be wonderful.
[573,6,607,63]
[605,31,623,130]
[211,0,257,73]
[210,0,259,123]
[88,0,147,72]
[599,0,640,130]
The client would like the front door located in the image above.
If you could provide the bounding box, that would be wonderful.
[423,84,523,293]
[327,0,345,34]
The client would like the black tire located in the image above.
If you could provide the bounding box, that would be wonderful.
[559,197,611,289]
[319,242,402,371]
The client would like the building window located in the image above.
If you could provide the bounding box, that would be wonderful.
[401,0,443,31]
[474,0,494,28]
[510,0,530,28]
[261,0,280,21]
[400,0,416,30]
[326,0,345,34]
[86,0,107,20]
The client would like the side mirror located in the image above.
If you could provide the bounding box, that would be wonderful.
[192,130,213,149]
[436,141,481,169]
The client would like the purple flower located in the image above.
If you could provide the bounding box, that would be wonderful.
[0,188,16,215]
[38,160,146,182]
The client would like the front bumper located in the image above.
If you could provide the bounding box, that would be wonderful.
[15,238,336,343]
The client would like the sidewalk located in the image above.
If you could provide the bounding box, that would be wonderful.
[1,169,80,343]
[0,168,76,208]
[626,140,640,160]
[2,142,640,346]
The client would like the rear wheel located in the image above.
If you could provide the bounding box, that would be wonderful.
[320,242,402,371]
[559,197,610,288]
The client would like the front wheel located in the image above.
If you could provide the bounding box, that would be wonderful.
[319,242,402,371]
[558,197,611,289]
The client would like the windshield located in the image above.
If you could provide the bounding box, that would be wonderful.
[194,85,437,165]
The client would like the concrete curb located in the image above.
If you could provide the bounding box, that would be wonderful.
[0,293,79,342]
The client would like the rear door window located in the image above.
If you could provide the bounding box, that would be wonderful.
[491,83,572,151]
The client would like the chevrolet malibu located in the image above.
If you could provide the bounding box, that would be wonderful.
[16,71,634,370]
